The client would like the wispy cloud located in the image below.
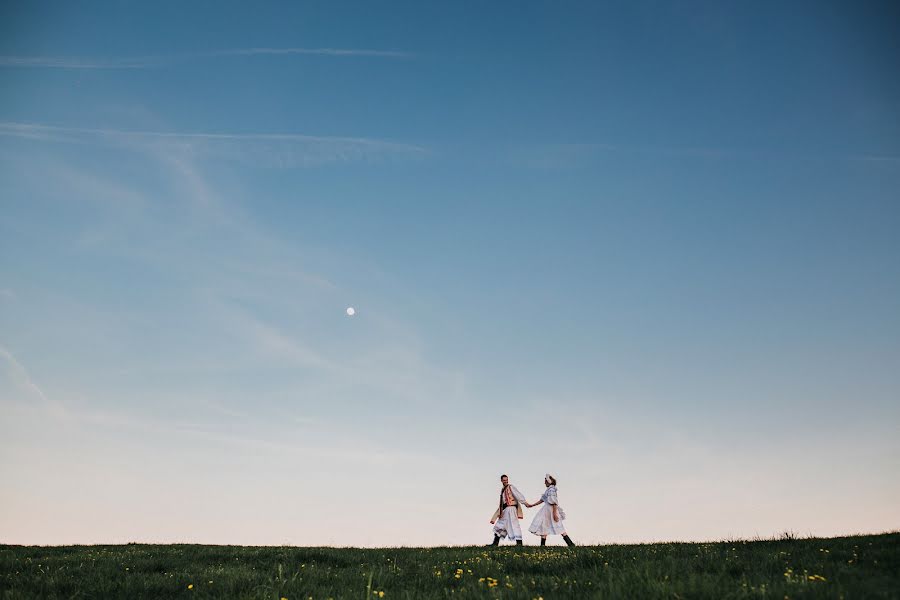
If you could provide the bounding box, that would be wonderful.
[223,304,340,373]
[0,122,427,167]
[0,344,66,418]
[1,113,461,476]
[0,344,50,405]
[208,47,411,59]
[0,47,412,69]
[0,56,154,69]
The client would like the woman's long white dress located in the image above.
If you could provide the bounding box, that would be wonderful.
[528,485,567,536]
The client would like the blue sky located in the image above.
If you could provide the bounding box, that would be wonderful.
[1,1,898,546]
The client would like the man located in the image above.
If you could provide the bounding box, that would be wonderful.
[488,473,527,546]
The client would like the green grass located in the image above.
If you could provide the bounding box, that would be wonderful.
[2,533,898,599]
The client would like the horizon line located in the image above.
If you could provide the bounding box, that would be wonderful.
[3,529,896,549]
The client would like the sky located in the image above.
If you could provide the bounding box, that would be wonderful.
[1,1,898,547]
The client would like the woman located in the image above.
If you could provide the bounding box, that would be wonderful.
[525,474,576,547]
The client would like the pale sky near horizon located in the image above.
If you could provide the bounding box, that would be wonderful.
[1,1,899,547]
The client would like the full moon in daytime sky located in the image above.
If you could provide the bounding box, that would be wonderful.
[346,307,356,316]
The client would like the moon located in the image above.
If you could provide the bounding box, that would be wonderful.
[346,307,356,316]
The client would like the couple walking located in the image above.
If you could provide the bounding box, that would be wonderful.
[489,473,576,547]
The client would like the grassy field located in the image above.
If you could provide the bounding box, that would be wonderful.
[1,533,898,599]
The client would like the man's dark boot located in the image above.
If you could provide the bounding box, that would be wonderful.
[487,535,500,547]
[540,537,546,546]
[563,534,576,547]
[516,540,523,546]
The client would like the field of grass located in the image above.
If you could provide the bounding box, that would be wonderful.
[2,533,898,599]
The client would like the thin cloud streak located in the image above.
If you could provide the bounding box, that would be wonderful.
[0,122,423,148]
[209,47,411,58]
[0,122,427,167]
[0,56,154,69]
[0,344,51,406]
[0,344,67,419]
[0,391,441,470]
[0,47,412,69]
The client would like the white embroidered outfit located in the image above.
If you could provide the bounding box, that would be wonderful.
[528,484,567,536]
[492,484,526,541]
